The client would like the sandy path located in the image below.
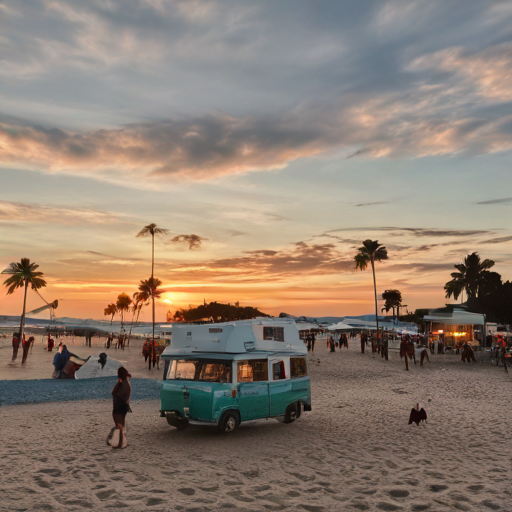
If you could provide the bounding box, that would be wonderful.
[1,338,511,511]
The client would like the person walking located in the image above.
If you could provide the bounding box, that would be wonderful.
[360,333,366,354]
[400,337,410,371]
[142,339,150,362]
[310,332,316,352]
[21,336,34,366]
[11,332,21,363]
[110,367,131,449]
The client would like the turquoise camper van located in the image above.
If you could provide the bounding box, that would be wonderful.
[160,318,311,432]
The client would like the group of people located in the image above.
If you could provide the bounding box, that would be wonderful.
[304,333,316,352]
[142,339,161,368]
[105,333,126,350]
[399,335,430,371]
[10,332,35,365]
[327,333,349,352]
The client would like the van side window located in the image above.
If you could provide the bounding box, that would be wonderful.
[290,357,308,378]
[272,361,286,380]
[238,360,268,382]
[263,327,284,341]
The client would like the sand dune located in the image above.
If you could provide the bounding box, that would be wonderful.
[1,336,511,511]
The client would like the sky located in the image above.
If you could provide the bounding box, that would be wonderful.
[1,0,512,322]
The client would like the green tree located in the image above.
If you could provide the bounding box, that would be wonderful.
[444,252,495,309]
[354,240,388,340]
[138,277,163,370]
[104,303,117,324]
[381,289,402,318]
[2,258,47,349]
[116,293,132,333]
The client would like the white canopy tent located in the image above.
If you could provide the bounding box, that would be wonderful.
[327,321,357,331]
[424,309,484,326]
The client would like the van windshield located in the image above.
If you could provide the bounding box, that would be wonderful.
[168,360,232,383]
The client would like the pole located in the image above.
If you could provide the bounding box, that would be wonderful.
[19,280,29,346]
[371,257,380,344]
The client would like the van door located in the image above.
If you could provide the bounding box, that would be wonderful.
[268,357,292,417]
[236,359,269,421]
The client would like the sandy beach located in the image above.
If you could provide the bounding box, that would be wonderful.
[1,335,511,511]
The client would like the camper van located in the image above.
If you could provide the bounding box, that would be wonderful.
[160,318,311,433]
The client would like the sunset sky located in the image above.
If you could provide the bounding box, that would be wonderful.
[1,0,512,322]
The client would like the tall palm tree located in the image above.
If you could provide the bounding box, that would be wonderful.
[355,240,388,340]
[444,252,495,309]
[136,223,169,279]
[138,277,163,370]
[2,258,47,348]
[116,293,132,333]
[104,303,117,324]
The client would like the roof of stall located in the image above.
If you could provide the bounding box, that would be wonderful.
[424,306,484,326]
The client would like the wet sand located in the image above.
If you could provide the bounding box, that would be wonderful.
[1,335,511,511]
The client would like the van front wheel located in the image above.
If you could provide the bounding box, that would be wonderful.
[218,411,240,433]
[283,403,298,424]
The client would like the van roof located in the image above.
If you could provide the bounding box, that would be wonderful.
[162,318,307,357]
[161,351,308,361]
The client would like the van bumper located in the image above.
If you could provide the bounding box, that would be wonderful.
[160,410,217,425]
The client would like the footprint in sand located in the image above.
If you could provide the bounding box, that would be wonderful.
[38,468,62,477]
[96,489,116,500]
[388,490,409,498]
[480,501,501,510]
[429,484,448,493]
[410,505,431,511]
[467,484,484,493]
[178,488,196,496]
[376,503,402,511]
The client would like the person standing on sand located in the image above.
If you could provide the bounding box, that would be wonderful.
[11,332,21,363]
[360,333,366,354]
[400,337,410,371]
[111,366,131,449]
[21,336,34,366]
[310,332,315,352]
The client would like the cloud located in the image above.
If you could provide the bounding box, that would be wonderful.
[477,197,512,205]
[1,2,512,188]
[228,229,246,237]
[355,201,389,207]
[170,234,207,249]
[480,236,512,244]
[168,241,354,281]
[324,227,492,238]
[0,200,126,225]
[409,42,512,102]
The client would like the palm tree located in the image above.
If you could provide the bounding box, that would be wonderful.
[116,293,132,333]
[381,289,402,319]
[138,277,163,370]
[126,291,150,346]
[444,252,495,309]
[2,258,47,350]
[104,303,117,324]
[355,240,388,340]
[136,223,169,280]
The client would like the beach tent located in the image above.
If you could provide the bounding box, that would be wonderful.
[328,321,356,331]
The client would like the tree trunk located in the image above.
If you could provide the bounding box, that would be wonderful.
[19,280,29,344]
[370,257,380,345]
[150,295,155,371]
[151,234,155,279]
